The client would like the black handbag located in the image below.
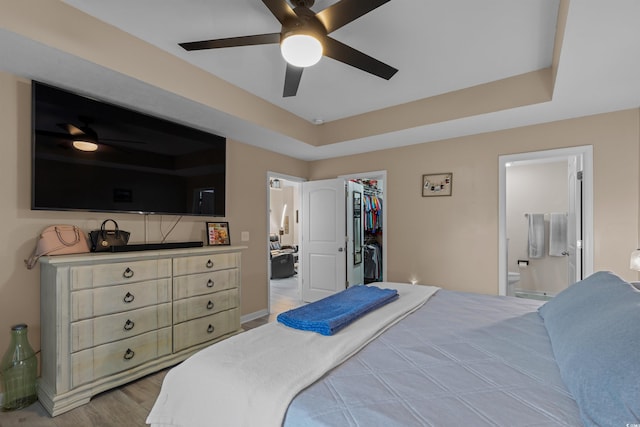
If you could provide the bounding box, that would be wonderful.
[89,219,131,252]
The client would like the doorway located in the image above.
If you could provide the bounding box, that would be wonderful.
[498,146,594,297]
[297,171,388,303]
[267,172,304,318]
[340,171,387,285]
[267,171,388,309]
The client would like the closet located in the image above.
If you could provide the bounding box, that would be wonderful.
[355,179,383,283]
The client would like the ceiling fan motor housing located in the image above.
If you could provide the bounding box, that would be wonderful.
[291,0,315,8]
[282,5,326,40]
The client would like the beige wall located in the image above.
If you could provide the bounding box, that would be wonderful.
[0,72,308,357]
[310,108,640,294]
[226,142,308,315]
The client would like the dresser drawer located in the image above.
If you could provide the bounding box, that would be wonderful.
[71,279,171,321]
[173,308,240,352]
[173,269,238,300]
[71,303,172,352]
[173,289,239,324]
[173,252,238,276]
[71,259,171,290]
[71,327,172,388]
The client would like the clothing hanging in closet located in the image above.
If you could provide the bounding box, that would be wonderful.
[364,194,383,232]
[364,243,382,282]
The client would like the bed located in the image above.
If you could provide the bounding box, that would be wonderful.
[147,271,640,427]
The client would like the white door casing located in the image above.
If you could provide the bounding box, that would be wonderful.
[567,155,583,285]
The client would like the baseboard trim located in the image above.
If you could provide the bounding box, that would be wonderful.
[241,309,269,323]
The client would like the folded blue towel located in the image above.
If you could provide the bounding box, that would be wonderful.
[277,285,399,336]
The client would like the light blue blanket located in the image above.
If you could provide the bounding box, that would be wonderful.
[277,285,399,336]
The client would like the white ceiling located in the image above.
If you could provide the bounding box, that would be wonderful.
[1,0,639,160]
[60,0,560,123]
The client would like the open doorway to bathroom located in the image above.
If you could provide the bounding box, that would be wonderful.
[498,146,594,299]
[267,173,304,320]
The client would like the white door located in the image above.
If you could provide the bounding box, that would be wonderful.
[567,155,583,285]
[346,181,364,286]
[301,179,347,302]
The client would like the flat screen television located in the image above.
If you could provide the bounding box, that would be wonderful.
[32,81,226,216]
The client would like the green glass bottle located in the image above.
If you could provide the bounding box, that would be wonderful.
[0,324,38,411]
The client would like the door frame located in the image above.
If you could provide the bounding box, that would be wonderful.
[339,170,388,282]
[266,171,305,314]
[498,146,593,296]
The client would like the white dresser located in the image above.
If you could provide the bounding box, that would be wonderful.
[38,246,244,416]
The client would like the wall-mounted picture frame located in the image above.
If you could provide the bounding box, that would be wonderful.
[206,221,230,246]
[422,173,453,197]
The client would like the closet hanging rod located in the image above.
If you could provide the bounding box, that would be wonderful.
[524,212,567,217]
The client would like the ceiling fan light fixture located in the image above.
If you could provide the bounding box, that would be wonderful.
[281,33,323,68]
[72,140,98,152]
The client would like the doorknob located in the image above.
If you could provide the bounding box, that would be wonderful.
[562,251,570,256]
[338,247,344,252]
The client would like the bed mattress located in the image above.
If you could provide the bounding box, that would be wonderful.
[284,289,583,426]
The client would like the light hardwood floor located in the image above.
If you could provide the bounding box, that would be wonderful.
[269,275,303,321]
[0,368,169,427]
[0,280,304,427]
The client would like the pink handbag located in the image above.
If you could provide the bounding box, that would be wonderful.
[25,225,90,269]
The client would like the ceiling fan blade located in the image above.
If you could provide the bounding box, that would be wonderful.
[262,0,297,26]
[36,129,74,140]
[283,63,304,97]
[57,123,85,136]
[323,37,398,80]
[316,0,392,34]
[179,33,281,51]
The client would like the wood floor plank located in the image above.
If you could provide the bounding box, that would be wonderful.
[0,401,53,427]
[85,389,149,426]
[120,370,168,411]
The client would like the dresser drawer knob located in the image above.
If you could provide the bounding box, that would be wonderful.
[123,319,135,331]
[207,324,215,334]
[206,279,215,288]
[123,267,134,279]
[206,259,214,268]
[206,300,214,310]
[123,348,135,360]
[123,292,135,303]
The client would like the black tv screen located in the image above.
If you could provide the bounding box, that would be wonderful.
[32,81,226,216]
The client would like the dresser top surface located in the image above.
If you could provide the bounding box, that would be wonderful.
[40,245,247,266]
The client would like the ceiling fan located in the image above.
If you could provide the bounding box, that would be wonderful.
[36,116,145,152]
[179,0,398,97]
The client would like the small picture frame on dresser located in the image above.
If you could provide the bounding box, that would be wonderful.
[206,222,230,246]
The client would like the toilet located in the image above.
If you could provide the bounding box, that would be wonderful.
[507,272,521,296]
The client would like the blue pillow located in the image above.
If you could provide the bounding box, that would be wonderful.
[538,271,640,427]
